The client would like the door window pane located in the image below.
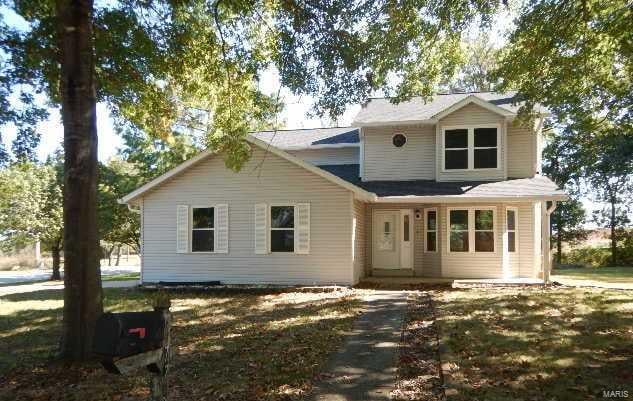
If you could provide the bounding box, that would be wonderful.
[403,215,410,242]
[508,232,516,252]
[507,209,517,253]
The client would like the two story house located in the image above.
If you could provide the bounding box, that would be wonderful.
[121,92,567,285]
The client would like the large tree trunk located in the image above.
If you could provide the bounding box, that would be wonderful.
[51,238,62,280]
[57,0,103,361]
[610,198,617,266]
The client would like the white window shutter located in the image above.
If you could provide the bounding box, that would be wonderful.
[295,203,310,254]
[215,204,229,253]
[176,205,189,253]
[254,203,268,254]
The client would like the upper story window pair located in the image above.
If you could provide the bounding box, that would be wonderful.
[444,126,499,170]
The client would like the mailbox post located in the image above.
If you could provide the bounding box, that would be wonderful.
[93,297,172,401]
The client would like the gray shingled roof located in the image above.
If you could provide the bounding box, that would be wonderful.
[353,92,526,125]
[250,127,359,150]
[318,164,566,199]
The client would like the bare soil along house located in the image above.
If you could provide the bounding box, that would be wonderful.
[120,92,567,285]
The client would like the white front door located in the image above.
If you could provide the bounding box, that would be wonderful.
[372,209,413,270]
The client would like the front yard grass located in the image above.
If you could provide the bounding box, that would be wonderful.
[435,287,633,400]
[552,266,633,286]
[0,287,361,401]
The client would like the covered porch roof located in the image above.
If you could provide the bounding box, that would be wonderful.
[318,164,568,203]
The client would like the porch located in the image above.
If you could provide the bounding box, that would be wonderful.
[359,276,545,288]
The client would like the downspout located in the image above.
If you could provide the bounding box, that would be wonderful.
[543,201,557,284]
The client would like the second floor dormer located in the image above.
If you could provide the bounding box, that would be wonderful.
[252,91,547,184]
[354,91,546,182]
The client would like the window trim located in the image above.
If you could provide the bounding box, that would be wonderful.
[391,132,407,148]
[424,208,438,253]
[446,206,497,254]
[441,124,501,172]
[190,205,216,253]
[506,206,518,253]
[269,203,296,253]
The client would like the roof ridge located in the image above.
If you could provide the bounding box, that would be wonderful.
[250,126,356,134]
[364,90,516,101]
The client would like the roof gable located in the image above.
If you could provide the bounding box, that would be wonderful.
[120,135,374,205]
[432,95,516,120]
[352,91,535,126]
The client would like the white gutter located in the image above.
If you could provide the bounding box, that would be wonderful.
[374,194,568,203]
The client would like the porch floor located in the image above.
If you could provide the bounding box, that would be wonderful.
[359,276,545,288]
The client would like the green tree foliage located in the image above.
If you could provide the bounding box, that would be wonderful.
[0,160,63,278]
[542,128,588,263]
[98,158,142,254]
[446,35,500,92]
[494,0,632,126]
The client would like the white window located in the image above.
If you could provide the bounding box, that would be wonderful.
[443,126,499,171]
[474,209,495,252]
[191,207,214,252]
[449,209,469,252]
[176,204,228,254]
[424,208,437,252]
[270,205,295,252]
[255,203,310,254]
[448,207,496,253]
[506,207,518,253]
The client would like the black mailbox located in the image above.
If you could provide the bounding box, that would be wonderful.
[93,311,166,359]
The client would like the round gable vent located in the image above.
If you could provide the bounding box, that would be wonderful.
[392,133,407,147]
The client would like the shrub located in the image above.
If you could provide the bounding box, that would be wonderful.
[562,247,612,268]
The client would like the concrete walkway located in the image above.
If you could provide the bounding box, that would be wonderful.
[0,280,138,297]
[310,291,409,401]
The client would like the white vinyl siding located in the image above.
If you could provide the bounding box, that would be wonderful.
[437,103,506,181]
[287,147,359,166]
[352,198,366,283]
[362,124,435,181]
[141,146,353,285]
[506,122,539,178]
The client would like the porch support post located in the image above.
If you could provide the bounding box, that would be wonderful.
[541,201,557,284]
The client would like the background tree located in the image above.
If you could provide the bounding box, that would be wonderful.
[0,160,63,279]
[542,128,587,263]
[446,35,500,92]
